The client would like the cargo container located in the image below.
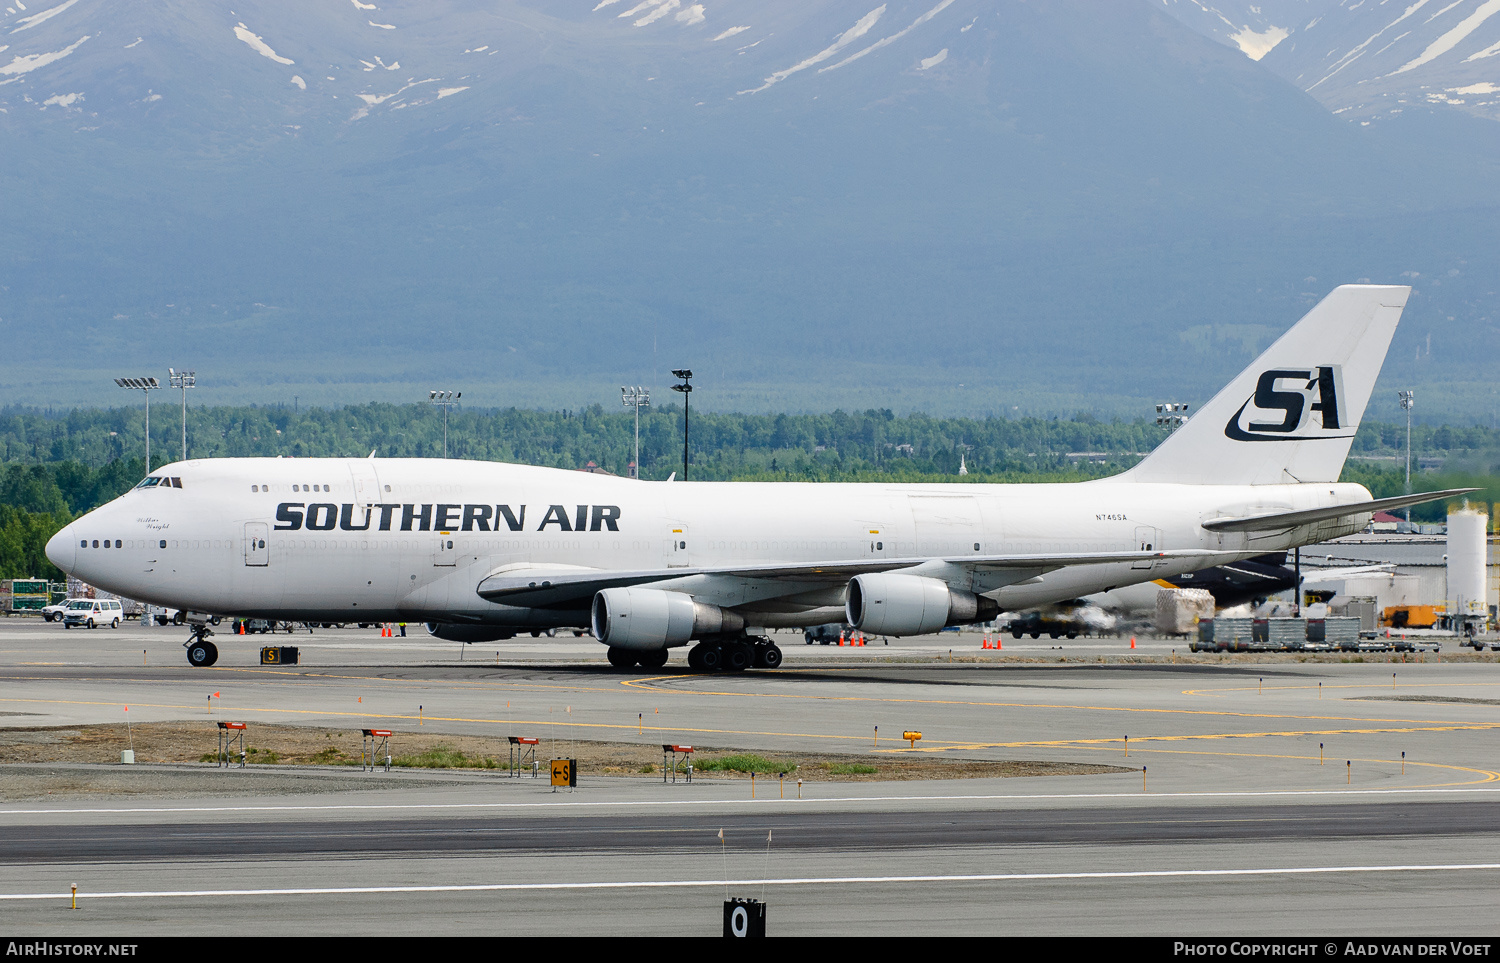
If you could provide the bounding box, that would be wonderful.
[8,578,48,613]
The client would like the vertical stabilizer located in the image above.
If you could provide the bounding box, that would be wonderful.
[1119,285,1409,486]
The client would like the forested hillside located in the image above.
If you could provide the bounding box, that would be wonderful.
[1,403,1492,580]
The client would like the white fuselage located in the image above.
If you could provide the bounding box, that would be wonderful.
[46,456,1373,631]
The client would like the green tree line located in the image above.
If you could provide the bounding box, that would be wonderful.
[2,403,1497,580]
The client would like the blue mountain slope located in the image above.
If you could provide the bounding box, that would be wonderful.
[0,0,1497,419]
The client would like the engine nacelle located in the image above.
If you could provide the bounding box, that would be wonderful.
[590,588,744,650]
[425,623,517,643]
[845,573,998,636]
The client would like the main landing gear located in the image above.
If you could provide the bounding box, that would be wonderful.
[685,637,782,672]
[606,647,669,669]
[603,637,784,672]
[185,624,219,667]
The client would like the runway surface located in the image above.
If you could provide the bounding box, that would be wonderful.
[3,619,1499,936]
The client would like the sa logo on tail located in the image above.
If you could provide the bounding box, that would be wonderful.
[1224,365,1350,442]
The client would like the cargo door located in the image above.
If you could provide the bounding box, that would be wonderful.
[908,495,984,556]
[244,522,269,567]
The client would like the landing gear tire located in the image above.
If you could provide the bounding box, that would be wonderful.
[754,643,783,669]
[725,642,754,672]
[606,647,637,668]
[187,640,218,667]
[637,649,669,669]
[690,643,723,672]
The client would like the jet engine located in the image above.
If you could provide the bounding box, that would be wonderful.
[424,623,517,643]
[590,587,744,650]
[845,573,999,636]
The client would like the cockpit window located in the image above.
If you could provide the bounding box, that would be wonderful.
[133,476,183,489]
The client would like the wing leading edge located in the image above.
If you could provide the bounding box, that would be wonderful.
[475,549,1220,609]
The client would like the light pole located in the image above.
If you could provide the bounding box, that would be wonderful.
[621,386,650,479]
[114,377,161,473]
[169,368,196,462]
[1155,402,1189,433]
[1399,390,1415,523]
[429,390,461,459]
[671,369,692,480]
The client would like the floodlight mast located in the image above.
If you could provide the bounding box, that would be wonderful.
[114,376,161,473]
[670,369,692,481]
[621,386,650,479]
[1155,402,1189,433]
[1399,390,1415,522]
[169,368,196,462]
[429,390,461,458]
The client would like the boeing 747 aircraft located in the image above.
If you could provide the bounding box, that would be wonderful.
[46,285,1467,669]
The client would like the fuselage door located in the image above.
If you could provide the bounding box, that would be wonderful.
[348,460,383,508]
[434,534,457,567]
[244,522,269,567]
[665,524,689,568]
[1132,526,1163,569]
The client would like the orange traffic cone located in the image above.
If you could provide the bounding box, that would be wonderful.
[996,638,1002,650]
[1130,637,1136,649]
[237,621,244,635]
[838,632,846,646]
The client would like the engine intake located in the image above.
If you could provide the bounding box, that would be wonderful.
[591,588,743,650]
[845,573,998,636]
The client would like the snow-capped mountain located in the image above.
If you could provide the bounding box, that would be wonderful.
[1,1,1498,418]
[1154,0,1315,59]
[1263,0,1500,124]
[1157,0,1500,125]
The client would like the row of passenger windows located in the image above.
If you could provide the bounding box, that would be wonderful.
[249,484,409,493]
[81,539,168,549]
[252,484,332,493]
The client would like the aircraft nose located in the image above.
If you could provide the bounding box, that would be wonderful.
[46,523,77,574]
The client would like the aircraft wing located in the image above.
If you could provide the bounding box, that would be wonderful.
[475,549,1216,608]
[1201,489,1478,533]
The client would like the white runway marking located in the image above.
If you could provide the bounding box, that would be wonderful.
[5,784,1500,816]
[4,863,1499,900]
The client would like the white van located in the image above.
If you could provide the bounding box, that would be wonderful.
[62,599,124,629]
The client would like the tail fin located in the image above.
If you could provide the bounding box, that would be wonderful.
[1121,284,1409,486]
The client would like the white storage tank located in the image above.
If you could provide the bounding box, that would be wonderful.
[1446,508,1489,617]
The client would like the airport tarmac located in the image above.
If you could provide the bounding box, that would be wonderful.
[3,618,1500,936]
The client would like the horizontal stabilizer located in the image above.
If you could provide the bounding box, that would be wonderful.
[1201,488,1479,533]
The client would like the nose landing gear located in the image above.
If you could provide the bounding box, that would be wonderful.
[184,625,219,667]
